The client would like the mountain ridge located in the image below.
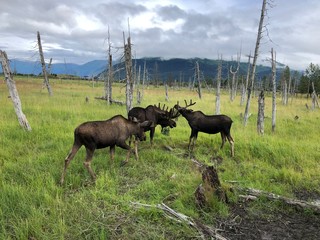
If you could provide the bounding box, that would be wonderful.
[1,57,287,81]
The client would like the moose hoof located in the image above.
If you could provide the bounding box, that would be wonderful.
[120,160,129,167]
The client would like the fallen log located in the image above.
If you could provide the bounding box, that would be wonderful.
[236,187,320,214]
[94,96,124,105]
[130,201,227,240]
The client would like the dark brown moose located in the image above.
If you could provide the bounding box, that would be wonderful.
[60,115,151,184]
[128,104,179,145]
[174,100,234,157]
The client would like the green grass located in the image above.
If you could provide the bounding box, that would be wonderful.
[1,77,319,239]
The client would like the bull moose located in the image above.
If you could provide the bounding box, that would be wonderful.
[174,100,234,157]
[60,115,151,184]
[128,104,179,145]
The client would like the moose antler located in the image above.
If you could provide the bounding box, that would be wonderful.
[184,99,196,108]
[169,107,180,119]
[155,103,169,111]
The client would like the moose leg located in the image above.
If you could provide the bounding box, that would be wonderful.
[188,136,193,151]
[117,142,131,165]
[110,145,115,162]
[134,139,139,160]
[226,135,235,157]
[83,148,96,181]
[150,127,155,146]
[220,132,227,149]
[128,135,133,147]
[188,129,198,152]
[60,144,81,185]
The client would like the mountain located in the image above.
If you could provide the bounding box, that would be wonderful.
[99,57,285,83]
[1,59,106,77]
[2,57,289,82]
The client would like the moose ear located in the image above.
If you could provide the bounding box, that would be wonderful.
[131,117,139,123]
[140,121,154,128]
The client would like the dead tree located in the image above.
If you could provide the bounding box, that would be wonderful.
[215,56,222,114]
[271,48,277,132]
[124,32,133,113]
[0,50,32,131]
[143,59,148,90]
[311,82,319,109]
[195,61,202,99]
[47,58,53,74]
[243,0,267,126]
[136,65,141,104]
[240,54,251,106]
[165,83,169,101]
[257,90,265,134]
[37,31,52,96]
[105,27,113,104]
[282,80,288,105]
[195,165,228,209]
[230,54,240,102]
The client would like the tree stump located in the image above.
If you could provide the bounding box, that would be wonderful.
[195,165,228,209]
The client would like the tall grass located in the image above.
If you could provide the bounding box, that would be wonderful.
[1,77,319,239]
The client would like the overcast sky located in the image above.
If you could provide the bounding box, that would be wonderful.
[1,0,319,70]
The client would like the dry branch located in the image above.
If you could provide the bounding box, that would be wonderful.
[130,201,227,240]
[94,97,124,105]
[0,50,32,131]
[237,187,320,214]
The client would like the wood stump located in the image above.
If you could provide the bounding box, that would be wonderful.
[195,165,228,208]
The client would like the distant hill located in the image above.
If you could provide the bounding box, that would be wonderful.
[2,57,288,82]
[0,59,106,77]
[98,57,284,83]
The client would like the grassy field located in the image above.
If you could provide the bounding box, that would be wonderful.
[1,77,319,239]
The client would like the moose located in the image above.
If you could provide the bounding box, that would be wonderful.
[60,115,151,184]
[174,100,234,157]
[128,104,179,145]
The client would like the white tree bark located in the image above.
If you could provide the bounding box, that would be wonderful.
[257,90,265,134]
[37,31,52,96]
[215,57,222,114]
[0,50,32,131]
[243,0,267,126]
[195,61,202,99]
[241,54,251,106]
[124,34,133,113]
[271,48,277,132]
[105,27,113,104]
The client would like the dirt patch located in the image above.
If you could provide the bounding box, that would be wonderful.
[215,199,320,240]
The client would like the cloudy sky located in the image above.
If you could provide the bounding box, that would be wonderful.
[1,0,319,70]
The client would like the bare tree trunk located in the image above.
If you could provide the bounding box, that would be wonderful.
[142,60,146,96]
[105,27,113,104]
[243,0,267,126]
[241,54,251,106]
[215,57,222,114]
[311,82,319,109]
[165,83,169,102]
[271,48,277,132]
[195,165,228,209]
[230,53,240,102]
[47,58,53,74]
[124,33,133,113]
[195,61,202,99]
[229,64,239,102]
[257,90,265,134]
[0,50,32,131]
[37,31,52,96]
[288,76,292,104]
[282,81,288,105]
[136,65,141,104]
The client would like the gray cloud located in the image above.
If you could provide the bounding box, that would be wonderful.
[1,0,320,70]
